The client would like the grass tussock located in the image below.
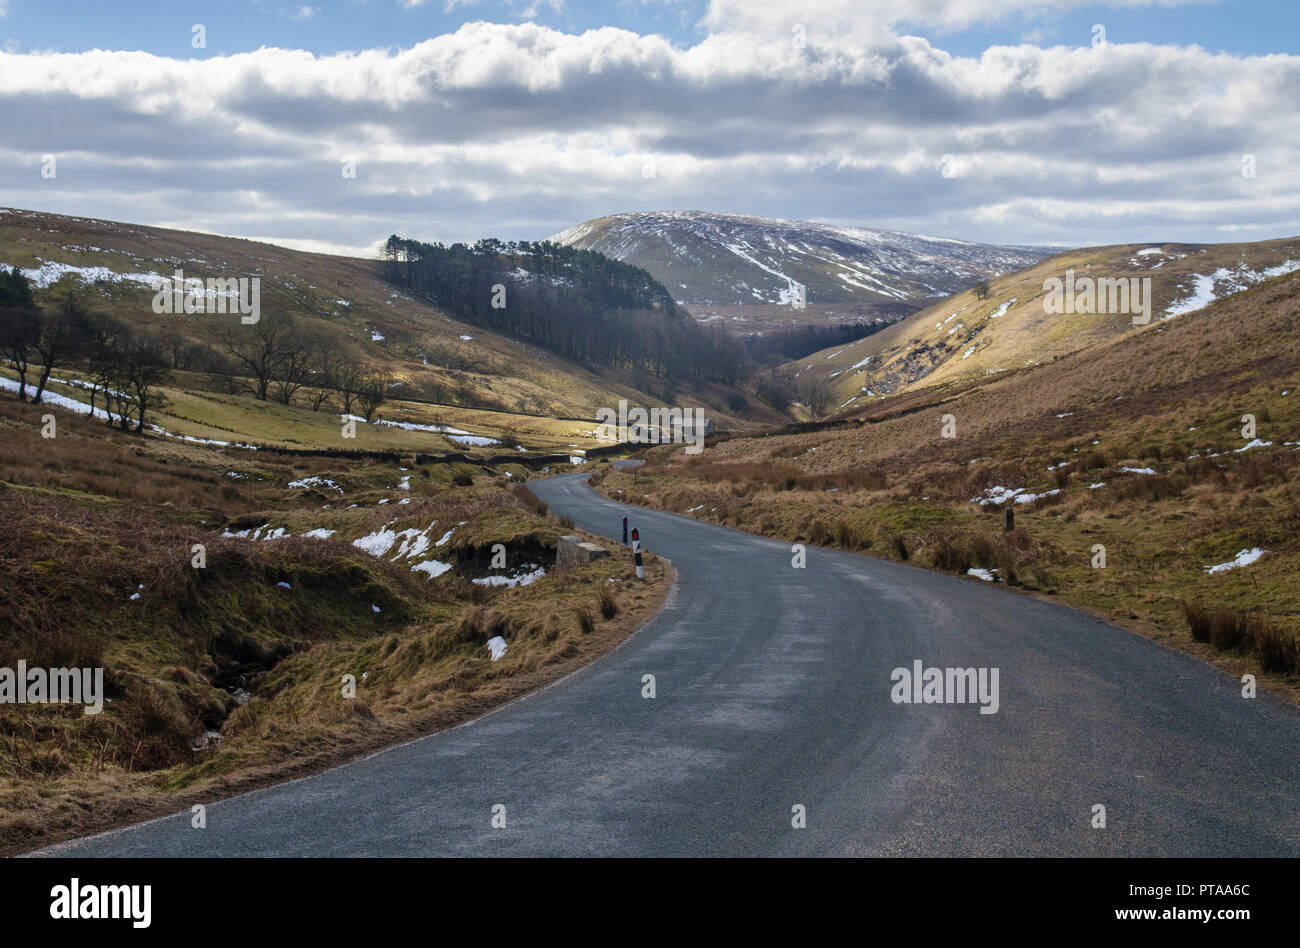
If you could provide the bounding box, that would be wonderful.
[1183,602,1300,673]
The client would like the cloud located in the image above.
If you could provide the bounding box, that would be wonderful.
[0,12,1293,254]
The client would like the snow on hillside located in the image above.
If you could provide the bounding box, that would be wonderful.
[548,211,1048,306]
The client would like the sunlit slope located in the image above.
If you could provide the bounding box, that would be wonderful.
[789,237,1300,412]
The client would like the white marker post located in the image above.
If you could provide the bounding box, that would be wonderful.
[631,527,644,580]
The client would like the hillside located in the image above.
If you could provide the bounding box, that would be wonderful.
[0,388,672,853]
[594,263,1300,698]
[0,208,776,456]
[792,237,1300,412]
[549,210,1049,310]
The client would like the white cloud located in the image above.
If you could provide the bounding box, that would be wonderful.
[0,13,1293,253]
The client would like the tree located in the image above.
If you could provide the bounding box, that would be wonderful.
[333,361,364,417]
[797,375,835,417]
[30,296,86,405]
[271,324,321,405]
[159,329,192,370]
[973,280,991,301]
[120,334,171,432]
[357,371,393,422]
[77,311,130,425]
[0,268,40,400]
[305,337,345,411]
[222,310,297,400]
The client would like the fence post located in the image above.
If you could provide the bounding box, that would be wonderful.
[1004,507,1014,532]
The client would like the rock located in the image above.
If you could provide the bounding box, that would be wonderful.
[556,535,609,567]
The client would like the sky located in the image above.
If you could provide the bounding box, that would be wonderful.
[1,0,1297,256]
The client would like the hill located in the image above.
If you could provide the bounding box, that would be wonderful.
[791,237,1300,413]
[593,263,1300,699]
[549,210,1050,309]
[0,208,775,457]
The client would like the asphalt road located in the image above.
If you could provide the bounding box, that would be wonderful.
[43,472,1300,856]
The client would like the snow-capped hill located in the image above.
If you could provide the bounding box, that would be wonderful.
[548,211,1049,306]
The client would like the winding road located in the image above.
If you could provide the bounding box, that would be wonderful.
[43,472,1300,856]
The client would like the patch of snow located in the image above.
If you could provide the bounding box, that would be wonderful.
[971,486,1024,506]
[288,476,343,493]
[1234,438,1273,453]
[486,636,508,661]
[353,527,398,557]
[1014,488,1061,504]
[411,559,454,578]
[1204,548,1266,575]
[473,566,546,588]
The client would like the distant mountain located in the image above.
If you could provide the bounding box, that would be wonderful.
[549,211,1050,307]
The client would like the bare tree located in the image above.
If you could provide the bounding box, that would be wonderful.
[78,310,129,423]
[271,325,321,405]
[305,340,342,411]
[333,360,364,417]
[30,297,86,405]
[357,371,394,422]
[121,334,171,432]
[797,375,835,418]
[222,310,297,401]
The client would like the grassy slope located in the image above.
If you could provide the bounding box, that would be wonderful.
[0,396,672,854]
[789,237,1300,412]
[595,268,1300,698]
[0,207,779,452]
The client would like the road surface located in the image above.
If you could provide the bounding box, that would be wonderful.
[43,472,1300,856]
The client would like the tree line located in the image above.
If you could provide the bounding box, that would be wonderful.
[1,268,170,431]
[0,268,396,432]
[381,236,749,383]
[743,319,891,365]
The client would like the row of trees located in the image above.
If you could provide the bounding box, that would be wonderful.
[381,236,749,383]
[1,269,171,431]
[743,319,890,365]
[218,310,393,418]
[0,269,395,432]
